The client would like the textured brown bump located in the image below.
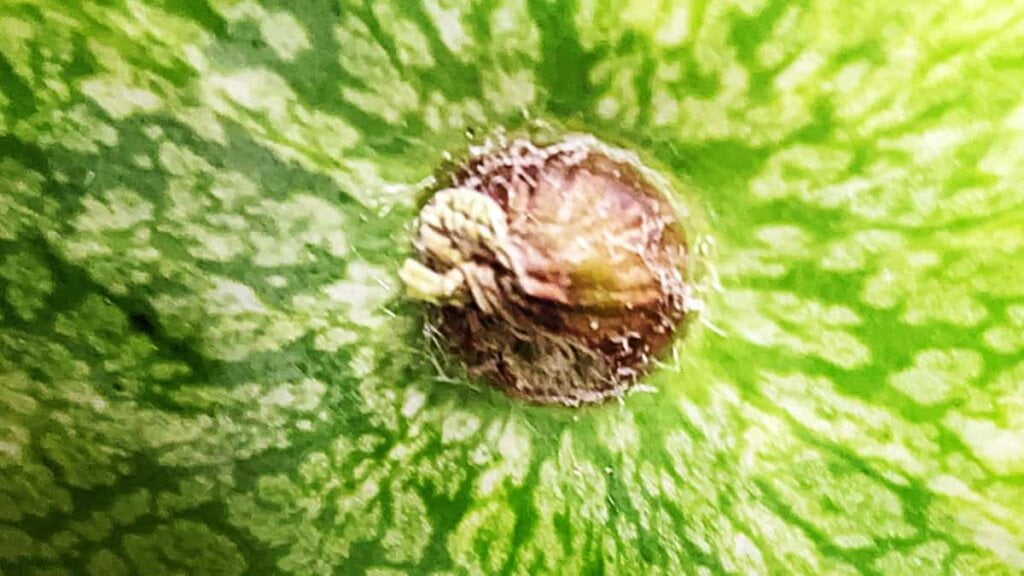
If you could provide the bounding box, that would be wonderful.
[408,136,690,406]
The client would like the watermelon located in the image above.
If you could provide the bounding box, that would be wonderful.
[1,0,1022,574]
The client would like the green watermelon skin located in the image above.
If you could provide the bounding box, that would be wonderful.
[1,0,1023,575]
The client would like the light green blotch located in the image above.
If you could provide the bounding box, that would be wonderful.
[73,187,154,234]
[889,348,983,405]
[122,520,245,576]
[441,409,482,445]
[335,18,419,124]
[0,158,46,240]
[820,230,905,272]
[750,145,853,205]
[71,511,113,543]
[0,252,54,321]
[512,433,607,575]
[201,68,361,178]
[111,489,152,525]
[154,276,304,361]
[157,476,217,516]
[595,409,640,454]
[0,16,36,83]
[0,434,73,522]
[576,0,692,49]
[754,4,803,68]
[985,306,1024,353]
[0,524,35,561]
[722,224,813,279]
[592,54,642,127]
[861,249,989,327]
[155,378,326,466]
[176,106,227,144]
[381,486,432,564]
[80,75,164,119]
[422,92,486,133]
[22,102,121,154]
[416,447,469,500]
[1,370,38,416]
[482,69,537,116]
[227,434,388,573]
[757,446,916,549]
[447,499,516,576]
[260,10,310,61]
[472,415,533,497]
[421,0,473,61]
[87,549,129,576]
[297,261,396,350]
[872,541,949,576]
[163,170,251,262]
[733,499,860,576]
[203,68,293,120]
[756,372,940,480]
[724,290,871,369]
[490,0,541,58]
[945,362,1024,477]
[371,3,434,68]
[39,431,120,489]
[248,194,350,267]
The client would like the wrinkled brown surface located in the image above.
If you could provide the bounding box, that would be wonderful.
[428,138,688,405]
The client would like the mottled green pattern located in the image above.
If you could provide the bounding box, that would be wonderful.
[0,0,1022,574]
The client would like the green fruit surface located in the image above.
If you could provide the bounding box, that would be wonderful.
[1,0,1023,575]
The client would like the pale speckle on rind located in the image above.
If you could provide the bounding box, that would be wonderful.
[0,16,37,83]
[176,106,227,145]
[80,76,164,119]
[87,549,129,576]
[590,55,641,127]
[73,187,154,233]
[202,68,368,202]
[371,3,435,68]
[380,487,432,564]
[0,251,55,322]
[889,348,983,406]
[944,362,1024,477]
[490,0,541,60]
[654,2,692,47]
[447,499,516,576]
[872,541,950,576]
[0,525,35,561]
[423,92,486,133]
[421,0,473,61]
[335,18,420,125]
[723,290,871,369]
[820,230,905,272]
[774,51,825,91]
[259,11,311,62]
[441,410,482,445]
[757,372,941,480]
[481,69,537,116]
[983,306,1024,354]
[248,194,350,267]
[746,426,917,549]
[302,261,397,338]
[474,416,533,497]
[401,388,428,419]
